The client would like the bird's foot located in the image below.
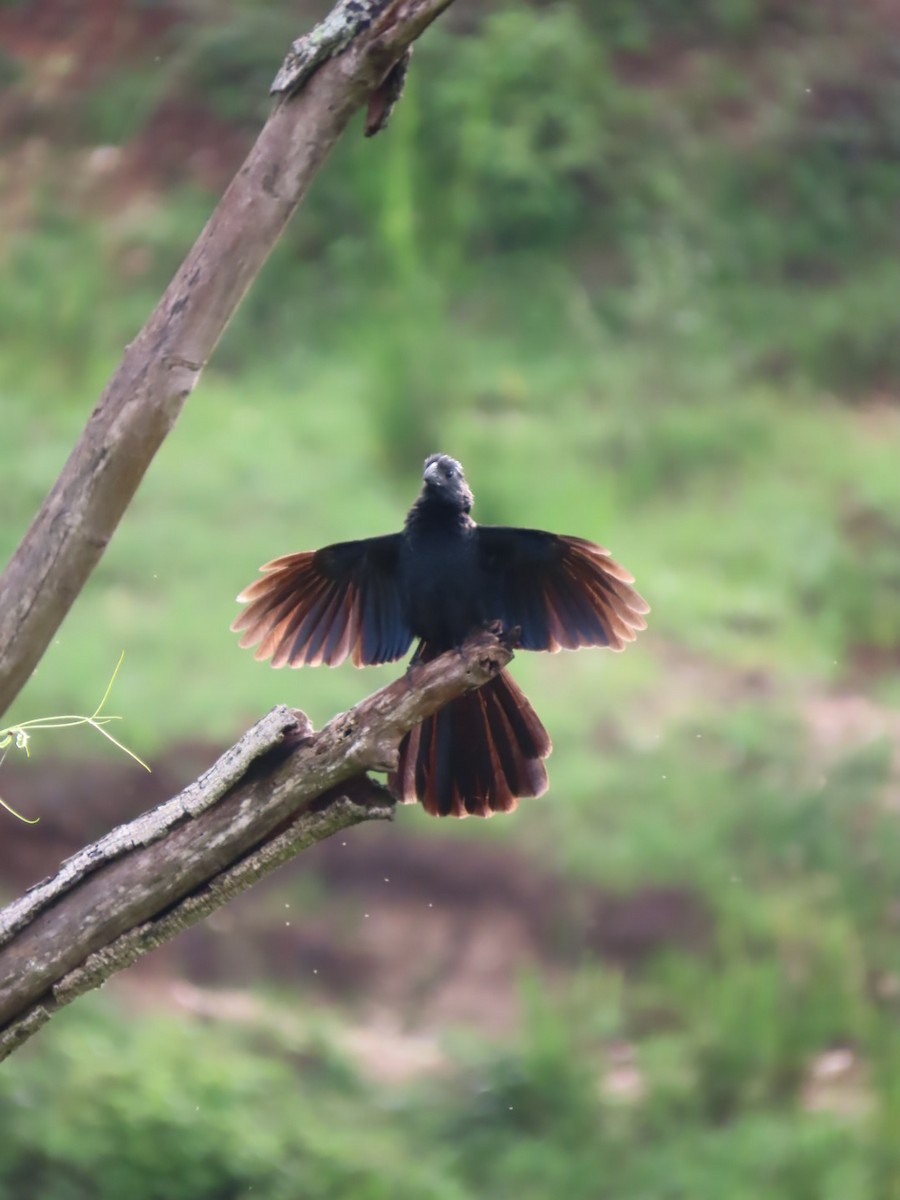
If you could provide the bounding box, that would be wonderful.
[483,619,523,652]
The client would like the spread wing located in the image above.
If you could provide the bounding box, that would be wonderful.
[231,534,412,668]
[476,527,649,652]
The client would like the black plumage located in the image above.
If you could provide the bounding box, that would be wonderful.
[232,453,648,817]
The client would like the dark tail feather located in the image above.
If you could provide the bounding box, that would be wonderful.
[389,668,551,818]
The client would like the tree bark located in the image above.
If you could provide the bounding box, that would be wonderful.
[0,630,514,1063]
[0,0,454,721]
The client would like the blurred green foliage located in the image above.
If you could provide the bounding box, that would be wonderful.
[0,1005,464,1199]
[2,880,898,1200]
[3,1,899,391]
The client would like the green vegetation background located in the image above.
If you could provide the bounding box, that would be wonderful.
[2,0,900,1195]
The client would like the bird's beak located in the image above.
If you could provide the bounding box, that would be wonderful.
[423,460,441,485]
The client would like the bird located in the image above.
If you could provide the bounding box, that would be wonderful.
[232,453,648,818]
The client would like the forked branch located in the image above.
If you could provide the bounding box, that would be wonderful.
[0,630,513,1062]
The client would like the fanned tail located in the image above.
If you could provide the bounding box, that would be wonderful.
[388,654,551,818]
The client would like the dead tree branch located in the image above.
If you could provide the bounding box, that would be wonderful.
[0,0,455,721]
[0,630,513,1063]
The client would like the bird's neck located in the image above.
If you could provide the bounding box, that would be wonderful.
[404,496,473,539]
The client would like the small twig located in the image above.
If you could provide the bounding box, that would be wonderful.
[364,48,412,136]
[0,653,149,823]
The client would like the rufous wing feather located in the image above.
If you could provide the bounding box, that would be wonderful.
[231,535,412,668]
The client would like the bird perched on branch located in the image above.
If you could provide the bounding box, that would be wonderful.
[232,454,648,818]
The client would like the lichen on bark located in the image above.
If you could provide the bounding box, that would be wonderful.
[271,0,395,95]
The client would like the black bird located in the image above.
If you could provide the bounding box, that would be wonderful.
[232,454,648,818]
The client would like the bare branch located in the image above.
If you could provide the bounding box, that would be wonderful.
[0,0,455,721]
[0,630,513,1062]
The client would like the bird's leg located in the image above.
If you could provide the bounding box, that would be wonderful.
[404,659,429,685]
[272,0,392,95]
[404,641,431,684]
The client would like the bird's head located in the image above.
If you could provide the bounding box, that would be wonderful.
[421,453,474,513]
